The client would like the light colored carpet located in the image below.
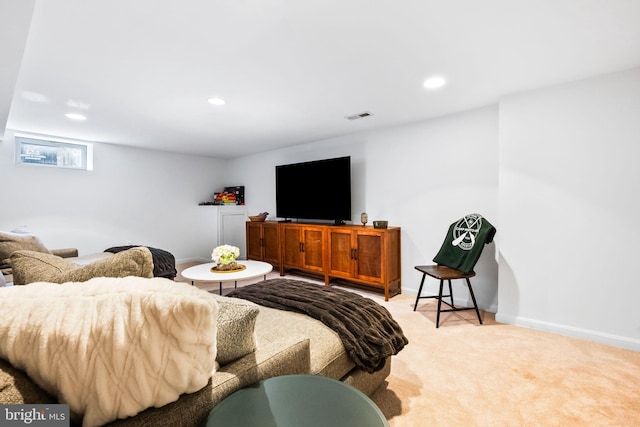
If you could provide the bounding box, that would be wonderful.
[369,293,640,427]
[177,263,640,426]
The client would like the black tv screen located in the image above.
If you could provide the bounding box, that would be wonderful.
[276,156,351,224]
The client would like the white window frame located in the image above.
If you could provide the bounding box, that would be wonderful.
[15,136,93,170]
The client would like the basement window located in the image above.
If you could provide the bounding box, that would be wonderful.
[15,136,93,170]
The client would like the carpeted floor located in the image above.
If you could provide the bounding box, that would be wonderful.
[368,293,640,427]
[177,263,640,426]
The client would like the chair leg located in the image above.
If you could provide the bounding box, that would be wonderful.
[436,279,444,328]
[447,280,454,307]
[466,278,483,325]
[413,273,427,311]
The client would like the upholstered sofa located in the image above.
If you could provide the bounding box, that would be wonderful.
[111,289,396,426]
[0,227,177,286]
[0,230,404,426]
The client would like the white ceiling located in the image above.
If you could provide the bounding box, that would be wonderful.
[3,0,640,159]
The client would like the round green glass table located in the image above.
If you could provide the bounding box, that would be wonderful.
[200,374,389,427]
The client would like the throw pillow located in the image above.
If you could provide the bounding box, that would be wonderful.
[211,294,260,365]
[10,247,154,286]
[0,227,51,275]
[0,277,218,426]
[10,251,77,286]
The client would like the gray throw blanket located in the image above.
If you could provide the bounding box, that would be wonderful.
[227,279,408,373]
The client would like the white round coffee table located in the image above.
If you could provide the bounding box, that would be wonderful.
[181,260,273,294]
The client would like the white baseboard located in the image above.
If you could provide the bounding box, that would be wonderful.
[495,313,640,352]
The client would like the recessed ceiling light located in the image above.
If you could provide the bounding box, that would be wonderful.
[65,113,87,120]
[423,76,447,89]
[208,97,226,106]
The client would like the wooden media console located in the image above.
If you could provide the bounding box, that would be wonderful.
[246,221,401,300]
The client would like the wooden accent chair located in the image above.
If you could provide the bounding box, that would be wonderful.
[413,213,496,328]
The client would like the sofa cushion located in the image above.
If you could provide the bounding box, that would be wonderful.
[66,251,113,266]
[255,305,355,380]
[10,250,77,286]
[229,279,407,374]
[10,247,154,286]
[108,339,311,427]
[0,277,218,426]
[50,247,79,258]
[211,294,260,365]
[0,227,51,275]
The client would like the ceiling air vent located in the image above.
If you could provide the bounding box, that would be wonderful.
[345,111,373,120]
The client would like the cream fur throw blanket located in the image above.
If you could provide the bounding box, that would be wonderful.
[0,277,218,427]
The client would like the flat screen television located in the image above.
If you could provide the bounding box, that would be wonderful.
[276,156,351,224]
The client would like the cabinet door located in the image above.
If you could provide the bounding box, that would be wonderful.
[281,225,302,267]
[355,231,384,284]
[246,222,263,260]
[301,226,324,272]
[327,228,355,277]
[262,222,280,265]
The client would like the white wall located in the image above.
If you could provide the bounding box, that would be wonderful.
[0,131,226,262]
[497,67,640,350]
[228,67,640,351]
[227,106,500,310]
[5,66,637,350]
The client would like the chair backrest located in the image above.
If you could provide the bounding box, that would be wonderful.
[432,213,496,274]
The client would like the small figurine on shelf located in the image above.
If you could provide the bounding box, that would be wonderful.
[361,212,368,226]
